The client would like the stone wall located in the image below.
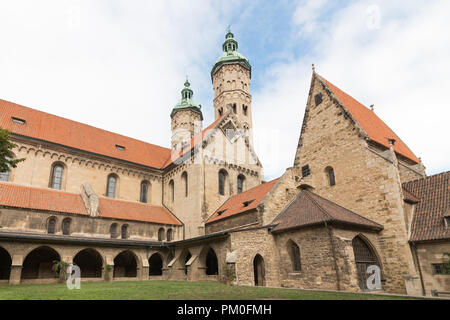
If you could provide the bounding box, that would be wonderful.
[229,228,280,287]
[205,210,259,234]
[414,241,450,296]
[292,74,418,294]
[9,138,163,205]
[0,207,182,242]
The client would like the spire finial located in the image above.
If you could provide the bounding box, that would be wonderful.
[312,64,315,72]
[227,25,231,33]
[184,75,190,88]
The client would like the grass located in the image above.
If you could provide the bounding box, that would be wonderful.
[0,280,420,300]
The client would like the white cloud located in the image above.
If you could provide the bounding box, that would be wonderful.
[253,0,450,178]
[292,0,328,33]
[0,0,238,148]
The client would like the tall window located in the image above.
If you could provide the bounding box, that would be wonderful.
[62,218,71,235]
[218,170,228,196]
[182,172,188,197]
[121,224,128,239]
[167,229,173,242]
[47,217,57,234]
[237,174,245,194]
[107,174,117,198]
[110,223,118,239]
[158,228,165,241]
[326,167,336,186]
[169,180,174,203]
[50,163,64,190]
[289,241,301,272]
[140,181,149,203]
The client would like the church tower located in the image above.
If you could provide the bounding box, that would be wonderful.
[211,29,253,142]
[170,79,203,150]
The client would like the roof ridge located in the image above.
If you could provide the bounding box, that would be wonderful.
[306,190,384,228]
[302,190,335,222]
[403,170,450,186]
[1,98,171,152]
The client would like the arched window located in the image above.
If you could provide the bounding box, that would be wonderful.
[169,180,174,203]
[62,218,71,235]
[352,236,381,290]
[181,172,188,197]
[218,108,223,116]
[47,217,57,234]
[237,174,245,194]
[218,169,228,196]
[50,163,64,190]
[326,167,336,186]
[106,174,118,198]
[140,181,149,203]
[110,223,118,239]
[243,105,248,116]
[121,224,128,239]
[289,241,301,272]
[166,228,173,242]
[158,228,165,241]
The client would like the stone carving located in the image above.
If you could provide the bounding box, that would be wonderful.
[81,182,99,217]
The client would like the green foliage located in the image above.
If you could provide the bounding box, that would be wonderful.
[0,127,25,173]
[221,262,236,285]
[52,260,72,282]
[443,253,450,274]
[0,281,420,300]
[104,264,113,281]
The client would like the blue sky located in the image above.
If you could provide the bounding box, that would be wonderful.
[0,0,449,180]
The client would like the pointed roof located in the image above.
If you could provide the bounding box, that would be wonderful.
[211,29,251,77]
[315,74,420,164]
[271,190,383,233]
[171,79,203,119]
[206,178,280,224]
[403,171,450,242]
[0,99,172,169]
[0,182,182,225]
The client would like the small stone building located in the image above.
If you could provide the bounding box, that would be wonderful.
[0,30,448,297]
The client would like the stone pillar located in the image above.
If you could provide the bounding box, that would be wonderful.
[9,255,23,285]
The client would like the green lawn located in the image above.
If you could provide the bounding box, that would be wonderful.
[0,280,419,300]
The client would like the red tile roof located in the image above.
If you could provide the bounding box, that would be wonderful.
[206,178,280,224]
[317,75,420,164]
[271,190,383,232]
[403,171,449,242]
[0,99,172,169]
[0,182,181,225]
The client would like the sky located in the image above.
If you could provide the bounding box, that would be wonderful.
[0,0,449,180]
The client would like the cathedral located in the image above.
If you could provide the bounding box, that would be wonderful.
[0,30,448,297]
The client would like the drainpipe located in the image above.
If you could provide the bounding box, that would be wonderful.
[411,242,426,296]
[325,222,341,291]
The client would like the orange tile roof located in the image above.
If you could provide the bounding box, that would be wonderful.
[317,75,420,164]
[206,178,280,224]
[0,182,181,225]
[0,99,172,169]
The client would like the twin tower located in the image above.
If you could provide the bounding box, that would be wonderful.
[171,30,253,150]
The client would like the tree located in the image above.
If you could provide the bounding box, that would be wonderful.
[443,253,450,274]
[0,127,25,172]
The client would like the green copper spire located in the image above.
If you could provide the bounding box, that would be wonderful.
[171,78,203,119]
[211,28,251,77]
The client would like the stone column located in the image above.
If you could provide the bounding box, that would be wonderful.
[9,255,23,285]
